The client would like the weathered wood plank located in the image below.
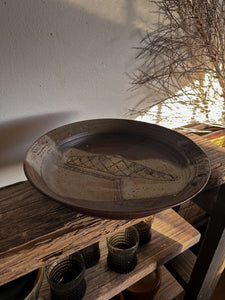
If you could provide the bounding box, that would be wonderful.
[187,133,225,189]
[0,181,77,253]
[83,209,199,300]
[0,208,200,288]
[38,265,183,300]
[38,209,198,300]
[0,181,149,286]
[203,129,225,140]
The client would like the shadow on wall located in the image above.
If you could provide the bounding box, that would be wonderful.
[0,0,151,121]
[0,0,155,186]
[0,112,77,168]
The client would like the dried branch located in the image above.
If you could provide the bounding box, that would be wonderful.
[131,0,225,123]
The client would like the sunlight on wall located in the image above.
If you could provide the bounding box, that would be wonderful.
[65,0,158,28]
[136,72,225,129]
[66,0,127,25]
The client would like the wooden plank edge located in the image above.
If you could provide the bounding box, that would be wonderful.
[37,209,200,300]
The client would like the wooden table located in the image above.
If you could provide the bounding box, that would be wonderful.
[0,132,225,299]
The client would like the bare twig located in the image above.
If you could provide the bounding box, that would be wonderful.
[131,0,225,124]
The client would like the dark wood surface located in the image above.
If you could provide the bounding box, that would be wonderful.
[0,206,200,287]
[0,180,146,285]
[37,208,192,300]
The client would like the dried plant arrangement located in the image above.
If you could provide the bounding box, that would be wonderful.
[130,0,225,125]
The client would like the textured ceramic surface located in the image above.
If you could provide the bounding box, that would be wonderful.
[45,253,86,300]
[107,226,139,273]
[24,119,210,219]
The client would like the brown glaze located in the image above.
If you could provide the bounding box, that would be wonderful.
[24,119,210,219]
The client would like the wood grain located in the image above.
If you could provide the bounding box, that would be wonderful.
[38,208,193,300]
[38,265,183,300]
[187,133,225,189]
[83,208,196,300]
[0,181,147,285]
[0,207,200,288]
[83,208,198,300]
[36,208,198,300]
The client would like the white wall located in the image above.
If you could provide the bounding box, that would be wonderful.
[0,0,155,186]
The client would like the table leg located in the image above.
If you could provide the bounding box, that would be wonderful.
[184,184,225,300]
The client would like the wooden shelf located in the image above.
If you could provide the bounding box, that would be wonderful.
[38,265,183,300]
[37,208,199,300]
[0,178,200,287]
[181,133,225,190]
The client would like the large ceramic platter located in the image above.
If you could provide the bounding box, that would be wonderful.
[24,119,210,219]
